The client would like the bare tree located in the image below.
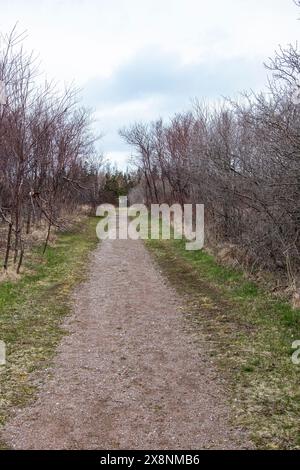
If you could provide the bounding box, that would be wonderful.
[0,27,103,272]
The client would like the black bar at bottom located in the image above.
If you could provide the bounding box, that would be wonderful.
[0,450,299,467]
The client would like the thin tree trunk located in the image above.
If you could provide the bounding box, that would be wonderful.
[26,209,31,234]
[43,222,52,254]
[3,222,13,271]
[16,241,24,274]
[13,230,19,264]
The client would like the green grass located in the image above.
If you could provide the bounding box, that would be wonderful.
[0,217,99,432]
[145,236,300,449]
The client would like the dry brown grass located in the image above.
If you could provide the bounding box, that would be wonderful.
[0,206,90,277]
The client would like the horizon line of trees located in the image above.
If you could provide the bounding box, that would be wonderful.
[121,40,300,282]
[0,27,107,272]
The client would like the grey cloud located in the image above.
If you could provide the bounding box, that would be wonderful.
[83,47,266,108]
[84,47,266,167]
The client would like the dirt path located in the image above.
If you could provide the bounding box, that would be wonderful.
[1,236,249,449]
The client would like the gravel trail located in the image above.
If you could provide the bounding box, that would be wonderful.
[1,237,248,449]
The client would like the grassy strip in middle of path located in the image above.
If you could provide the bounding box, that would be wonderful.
[0,216,99,432]
[145,236,300,450]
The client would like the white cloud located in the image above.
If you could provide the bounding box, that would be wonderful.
[1,0,299,168]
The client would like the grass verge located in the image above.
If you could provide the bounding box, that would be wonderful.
[0,217,99,435]
[145,237,300,449]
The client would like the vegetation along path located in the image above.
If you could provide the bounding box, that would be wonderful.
[1,234,250,450]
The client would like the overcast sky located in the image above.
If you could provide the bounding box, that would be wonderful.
[1,0,299,168]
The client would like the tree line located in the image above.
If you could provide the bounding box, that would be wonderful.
[121,41,300,283]
[0,27,105,272]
